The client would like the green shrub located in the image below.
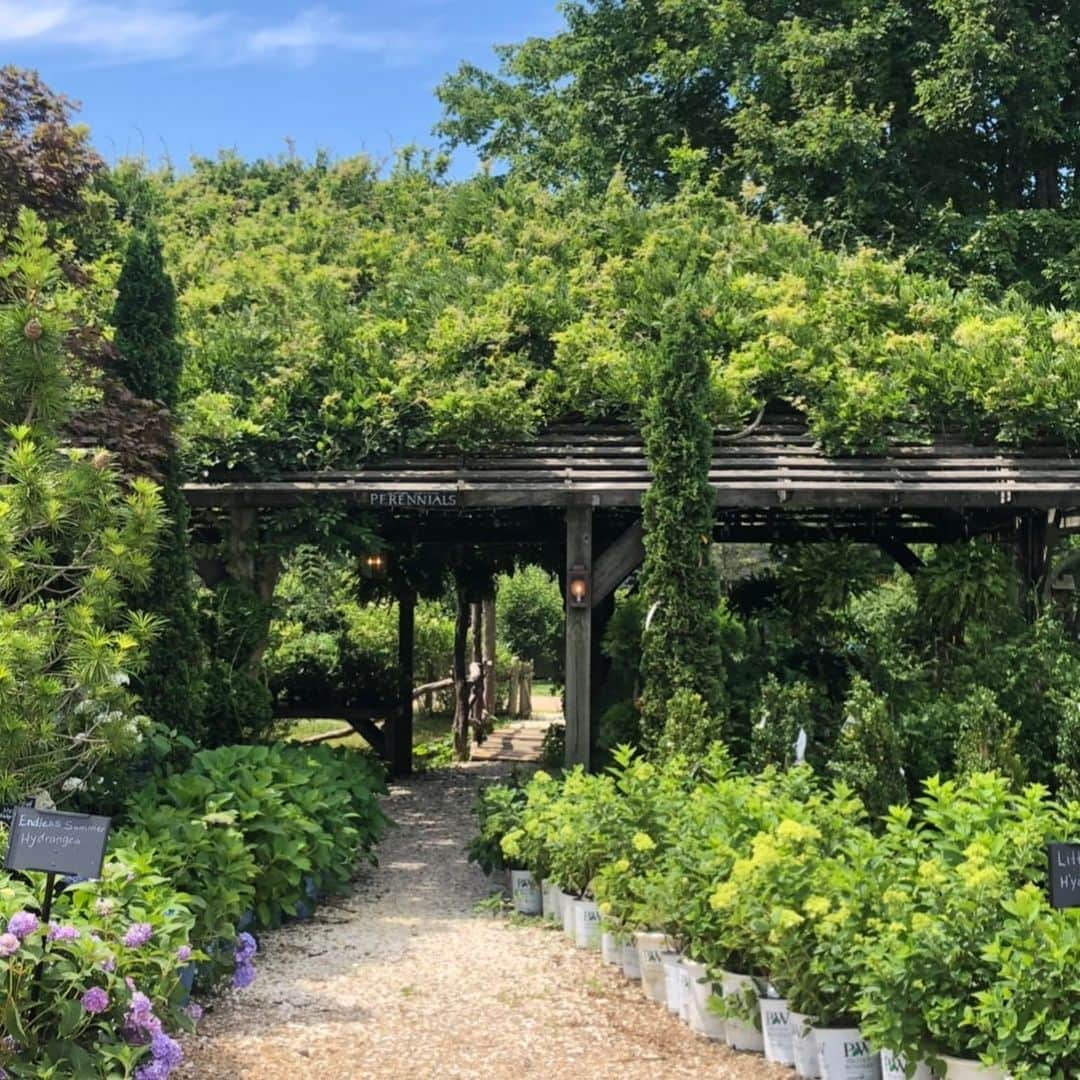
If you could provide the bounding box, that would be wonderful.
[829,675,908,824]
[496,565,564,677]
[749,675,820,771]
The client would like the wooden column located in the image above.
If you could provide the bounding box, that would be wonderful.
[482,592,497,716]
[452,579,471,760]
[387,589,415,777]
[565,505,593,767]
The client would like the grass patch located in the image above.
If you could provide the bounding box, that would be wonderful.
[285,712,454,750]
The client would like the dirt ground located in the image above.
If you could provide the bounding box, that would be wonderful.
[177,764,790,1080]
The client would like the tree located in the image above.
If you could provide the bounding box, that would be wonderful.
[437,0,1080,301]
[638,305,727,751]
[111,226,207,743]
[496,565,564,677]
[0,66,102,229]
[112,228,183,405]
[0,209,162,802]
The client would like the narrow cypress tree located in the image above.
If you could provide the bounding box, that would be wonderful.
[113,229,183,405]
[638,307,727,755]
[112,227,207,742]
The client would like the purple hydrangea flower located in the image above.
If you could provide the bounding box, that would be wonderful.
[0,933,18,958]
[231,960,255,989]
[123,990,163,1045]
[150,1030,183,1069]
[186,1002,204,1022]
[123,923,153,948]
[176,945,192,963]
[134,1063,166,1080]
[81,986,110,1014]
[47,923,80,942]
[101,954,116,973]
[6,911,38,940]
[233,932,257,964]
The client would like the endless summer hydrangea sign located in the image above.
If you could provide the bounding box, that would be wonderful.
[1047,843,1080,909]
[4,806,111,879]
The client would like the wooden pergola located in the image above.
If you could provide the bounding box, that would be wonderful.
[184,408,1080,772]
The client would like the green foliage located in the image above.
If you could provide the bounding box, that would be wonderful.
[0,740,388,1075]
[437,1,1080,302]
[829,676,909,825]
[857,775,1080,1066]
[468,780,528,875]
[953,687,1025,785]
[163,743,387,929]
[112,225,208,747]
[96,153,1080,477]
[495,565,564,676]
[474,754,1080,1074]
[749,675,820,772]
[112,228,183,407]
[0,209,164,802]
[265,546,457,712]
[639,308,727,749]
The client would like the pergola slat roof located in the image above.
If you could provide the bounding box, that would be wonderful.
[184,410,1080,514]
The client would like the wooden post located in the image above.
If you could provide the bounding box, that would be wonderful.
[387,589,415,777]
[565,505,592,766]
[452,580,471,760]
[483,592,497,717]
[508,662,521,718]
[522,661,533,720]
[470,601,484,728]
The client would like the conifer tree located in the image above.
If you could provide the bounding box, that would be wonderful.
[112,227,207,742]
[638,306,727,753]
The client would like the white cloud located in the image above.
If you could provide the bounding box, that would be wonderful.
[0,1,440,67]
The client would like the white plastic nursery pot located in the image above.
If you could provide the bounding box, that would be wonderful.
[634,932,669,1005]
[936,1055,1007,1080]
[683,959,725,1040]
[661,952,682,1015]
[573,899,602,950]
[541,879,561,922]
[510,870,542,915]
[759,996,796,1067]
[812,1027,881,1080]
[621,938,642,980]
[790,1011,821,1079]
[880,1050,933,1080]
[721,971,765,1053]
[600,931,620,965]
[561,893,578,937]
[677,959,692,1024]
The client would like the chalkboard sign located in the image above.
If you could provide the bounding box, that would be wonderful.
[4,807,111,879]
[1048,843,1080,909]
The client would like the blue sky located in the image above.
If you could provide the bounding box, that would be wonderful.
[0,1,564,175]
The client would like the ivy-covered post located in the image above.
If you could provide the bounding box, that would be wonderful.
[111,226,207,744]
[638,310,727,755]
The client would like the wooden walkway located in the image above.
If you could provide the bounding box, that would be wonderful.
[470,718,555,763]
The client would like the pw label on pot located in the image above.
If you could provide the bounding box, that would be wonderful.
[4,806,111,879]
[1047,842,1080,908]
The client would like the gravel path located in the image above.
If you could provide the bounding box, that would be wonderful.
[178,765,788,1080]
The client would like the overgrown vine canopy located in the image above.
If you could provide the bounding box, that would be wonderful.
[91,153,1080,475]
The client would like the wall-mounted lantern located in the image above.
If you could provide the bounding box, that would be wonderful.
[567,564,590,608]
[361,551,388,580]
